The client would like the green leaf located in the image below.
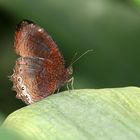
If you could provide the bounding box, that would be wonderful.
[0,128,23,140]
[2,87,140,140]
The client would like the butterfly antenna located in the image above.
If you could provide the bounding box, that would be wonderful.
[69,49,93,67]
[69,51,78,66]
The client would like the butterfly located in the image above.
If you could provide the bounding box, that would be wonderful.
[10,20,73,104]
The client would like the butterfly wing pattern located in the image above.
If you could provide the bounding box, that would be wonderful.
[11,20,72,104]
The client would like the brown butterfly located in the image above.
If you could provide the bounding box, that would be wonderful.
[11,20,72,104]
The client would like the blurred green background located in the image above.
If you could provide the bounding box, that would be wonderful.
[0,0,140,118]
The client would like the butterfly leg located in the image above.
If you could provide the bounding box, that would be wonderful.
[66,82,70,92]
[70,77,74,90]
[52,88,59,95]
[66,77,74,92]
[56,88,60,93]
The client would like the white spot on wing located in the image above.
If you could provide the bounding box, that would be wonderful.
[20,84,33,104]
[30,23,34,26]
[17,76,22,84]
[38,28,43,32]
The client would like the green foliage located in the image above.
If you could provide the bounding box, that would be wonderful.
[0,128,23,140]
[3,87,140,140]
